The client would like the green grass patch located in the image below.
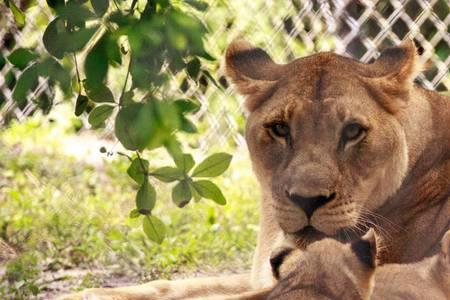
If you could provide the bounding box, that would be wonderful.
[0,114,259,299]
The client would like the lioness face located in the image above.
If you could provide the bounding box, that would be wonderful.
[226,40,418,239]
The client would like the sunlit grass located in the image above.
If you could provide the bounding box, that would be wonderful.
[0,112,259,299]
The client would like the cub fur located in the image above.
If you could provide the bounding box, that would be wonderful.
[252,230,450,300]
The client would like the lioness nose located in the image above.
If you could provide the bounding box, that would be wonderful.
[286,192,336,218]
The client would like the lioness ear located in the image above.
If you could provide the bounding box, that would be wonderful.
[441,230,450,263]
[225,39,282,112]
[362,40,422,113]
[351,228,378,268]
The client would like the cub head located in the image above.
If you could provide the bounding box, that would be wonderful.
[267,229,378,300]
[225,39,421,239]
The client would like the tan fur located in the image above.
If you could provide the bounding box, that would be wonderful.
[371,230,450,300]
[237,230,450,300]
[60,40,450,299]
[265,236,376,300]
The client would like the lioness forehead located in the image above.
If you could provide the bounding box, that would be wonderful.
[279,53,366,102]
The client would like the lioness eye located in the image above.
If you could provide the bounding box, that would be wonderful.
[342,123,366,142]
[270,123,290,138]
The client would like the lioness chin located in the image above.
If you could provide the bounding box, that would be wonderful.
[61,40,450,299]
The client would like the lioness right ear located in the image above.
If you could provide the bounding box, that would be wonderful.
[225,39,282,112]
[441,230,450,264]
[361,40,423,113]
[351,228,378,268]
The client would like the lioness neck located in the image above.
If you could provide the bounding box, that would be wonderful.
[376,87,450,263]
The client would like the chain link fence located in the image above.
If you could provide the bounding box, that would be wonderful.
[1,0,449,149]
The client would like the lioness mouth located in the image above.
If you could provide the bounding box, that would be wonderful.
[289,225,364,249]
[289,226,327,249]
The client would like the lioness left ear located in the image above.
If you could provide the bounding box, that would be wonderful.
[225,39,283,112]
[351,228,378,268]
[441,230,450,263]
[362,40,423,113]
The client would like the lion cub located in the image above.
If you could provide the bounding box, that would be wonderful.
[266,230,377,300]
[264,229,450,300]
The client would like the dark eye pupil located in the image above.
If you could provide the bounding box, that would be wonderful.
[273,123,289,137]
[344,124,363,140]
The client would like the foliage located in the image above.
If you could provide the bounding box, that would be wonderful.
[0,117,258,299]
[4,0,230,244]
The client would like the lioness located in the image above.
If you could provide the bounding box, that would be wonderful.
[235,229,450,300]
[61,39,450,299]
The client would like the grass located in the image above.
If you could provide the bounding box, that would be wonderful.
[0,108,259,299]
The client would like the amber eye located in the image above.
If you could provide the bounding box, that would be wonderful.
[270,122,290,138]
[342,123,366,143]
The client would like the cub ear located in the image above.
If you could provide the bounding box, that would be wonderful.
[351,228,378,268]
[362,40,423,113]
[224,39,282,112]
[441,230,450,263]
[269,247,293,280]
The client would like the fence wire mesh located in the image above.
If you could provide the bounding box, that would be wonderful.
[1,0,449,150]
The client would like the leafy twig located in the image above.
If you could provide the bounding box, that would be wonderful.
[135,151,148,177]
[119,56,132,107]
[117,151,133,161]
[73,53,82,94]
[129,0,138,15]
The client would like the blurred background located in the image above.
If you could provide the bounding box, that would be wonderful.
[0,0,449,299]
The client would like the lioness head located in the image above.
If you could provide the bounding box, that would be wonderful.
[267,229,378,300]
[225,39,421,239]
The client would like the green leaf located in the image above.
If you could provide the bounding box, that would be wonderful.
[152,167,183,182]
[107,38,122,66]
[129,209,140,219]
[88,105,114,127]
[185,0,209,11]
[65,27,98,53]
[46,0,64,9]
[39,57,71,93]
[180,116,197,133]
[174,153,195,173]
[12,63,39,106]
[5,70,16,90]
[127,158,149,184]
[7,0,26,28]
[7,48,38,70]
[43,17,66,59]
[186,57,200,79]
[136,179,156,215]
[191,180,226,205]
[75,95,89,116]
[172,180,192,207]
[56,3,96,24]
[143,215,165,244]
[202,69,221,89]
[198,51,216,61]
[115,103,155,151]
[0,53,5,70]
[91,0,109,16]
[85,34,108,84]
[192,153,232,177]
[174,98,201,114]
[85,83,115,103]
[189,182,201,202]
